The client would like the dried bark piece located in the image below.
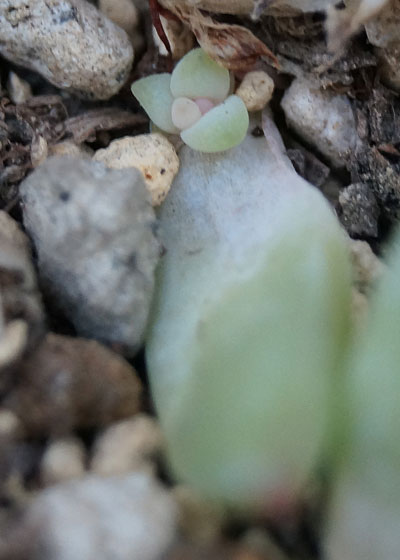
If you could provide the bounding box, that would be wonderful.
[5,334,143,437]
[160,2,278,70]
[64,108,147,144]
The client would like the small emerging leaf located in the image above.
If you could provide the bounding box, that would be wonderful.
[181,95,249,153]
[131,74,179,134]
[170,48,230,101]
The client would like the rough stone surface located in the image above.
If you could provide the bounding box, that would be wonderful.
[0,0,134,100]
[339,183,380,238]
[94,134,179,206]
[281,77,360,168]
[20,157,160,355]
[5,333,142,437]
[22,473,177,560]
[91,414,163,476]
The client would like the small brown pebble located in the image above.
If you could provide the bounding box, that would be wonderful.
[5,334,142,437]
[236,71,274,112]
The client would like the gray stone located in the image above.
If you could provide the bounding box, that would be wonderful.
[20,157,160,355]
[0,0,134,100]
[281,77,360,168]
[339,183,380,238]
[23,473,177,560]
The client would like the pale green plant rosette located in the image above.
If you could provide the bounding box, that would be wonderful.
[131,73,179,134]
[131,48,249,153]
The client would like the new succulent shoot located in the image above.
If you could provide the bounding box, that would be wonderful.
[131,48,249,153]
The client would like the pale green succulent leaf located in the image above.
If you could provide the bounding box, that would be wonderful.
[161,229,351,504]
[180,95,249,153]
[146,125,352,507]
[170,48,230,101]
[131,74,179,134]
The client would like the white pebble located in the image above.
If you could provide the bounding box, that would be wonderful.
[94,134,179,206]
[24,473,177,560]
[31,136,48,168]
[236,70,274,111]
[281,77,360,168]
[91,414,163,475]
[41,438,86,486]
[7,71,32,104]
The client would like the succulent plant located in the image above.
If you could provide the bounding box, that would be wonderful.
[131,48,249,153]
[146,114,352,510]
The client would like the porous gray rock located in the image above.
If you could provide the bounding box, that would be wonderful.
[339,183,380,238]
[20,157,160,355]
[22,473,177,560]
[0,0,134,100]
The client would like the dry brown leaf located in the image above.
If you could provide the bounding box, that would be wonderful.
[160,1,278,70]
